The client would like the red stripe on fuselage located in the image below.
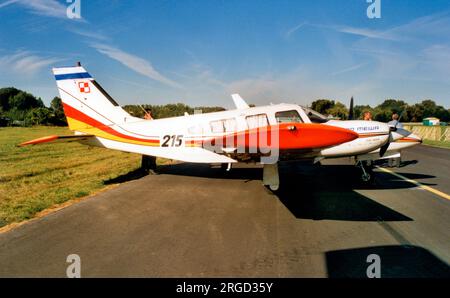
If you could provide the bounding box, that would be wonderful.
[63,103,160,144]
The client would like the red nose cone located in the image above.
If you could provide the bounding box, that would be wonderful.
[210,123,358,151]
[275,123,358,150]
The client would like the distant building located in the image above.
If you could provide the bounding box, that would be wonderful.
[423,117,440,126]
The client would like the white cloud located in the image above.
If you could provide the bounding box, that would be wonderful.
[0,0,85,20]
[91,43,181,88]
[70,28,109,41]
[335,25,400,41]
[0,0,19,9]
[0,51,62,75]
[285,22,307,38]
[331,62,368,76]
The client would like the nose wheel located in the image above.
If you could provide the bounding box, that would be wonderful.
[357,161,374,183]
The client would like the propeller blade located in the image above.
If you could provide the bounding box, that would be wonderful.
[395,110,405,129]
[379,142,389,157]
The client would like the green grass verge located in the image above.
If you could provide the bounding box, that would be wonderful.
[0,126,145,228]
[422,139,450,149]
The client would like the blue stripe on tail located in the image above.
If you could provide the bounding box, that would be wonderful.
[55,72,92,81]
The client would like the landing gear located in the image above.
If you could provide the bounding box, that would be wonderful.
[357,160,374,183]
[263,163,280,191]
[221,163,232,172]
[141,155,157,175]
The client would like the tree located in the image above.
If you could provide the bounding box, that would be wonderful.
[8,91,43,111]
[0,87,20,111]
[326,102,348,120]
[26,107,52,126]
[50,96,67,125]
[377,99,408,114]
[311,99,335,115]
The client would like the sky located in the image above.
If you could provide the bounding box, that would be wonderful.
[0,0,449,109]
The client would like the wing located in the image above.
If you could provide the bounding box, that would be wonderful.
[18,134,95,147]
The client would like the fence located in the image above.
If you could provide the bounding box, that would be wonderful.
[403,123,450,142]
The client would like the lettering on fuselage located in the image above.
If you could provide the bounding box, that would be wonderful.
[348,126,380,132]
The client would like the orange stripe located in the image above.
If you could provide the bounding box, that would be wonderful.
[358,132,389,138]
[63,103,160,145]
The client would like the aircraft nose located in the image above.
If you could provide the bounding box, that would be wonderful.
[410,133,422,143]
[279,123,359,149]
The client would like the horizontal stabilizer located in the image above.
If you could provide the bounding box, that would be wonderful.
[19,134,95,147]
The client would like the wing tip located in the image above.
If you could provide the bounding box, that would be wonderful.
[18,135,60,147]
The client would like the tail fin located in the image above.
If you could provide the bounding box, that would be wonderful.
[52,63,131,133]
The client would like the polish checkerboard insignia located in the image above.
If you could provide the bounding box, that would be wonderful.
[78,82,90,93]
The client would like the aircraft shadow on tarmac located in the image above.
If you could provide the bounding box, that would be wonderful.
[325,245,450,278]
[276,163,415,221]
[108,161,436,221]
[104,168,148,185]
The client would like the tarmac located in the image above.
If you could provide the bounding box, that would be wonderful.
[0,145,449,277]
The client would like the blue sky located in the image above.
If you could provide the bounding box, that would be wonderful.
[0,0,449,109]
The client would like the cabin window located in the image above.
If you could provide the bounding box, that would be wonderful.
[246,114,269,129]
[188,125,203,135]
[210,118,237,133]
[275,110,303,123]
[210,120,224,133]
[224,118,237,132]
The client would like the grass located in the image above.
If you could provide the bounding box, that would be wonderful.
[0,126,146,228]
[422,139,450,149]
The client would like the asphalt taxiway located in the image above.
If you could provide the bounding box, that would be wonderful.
[0,145,449,277]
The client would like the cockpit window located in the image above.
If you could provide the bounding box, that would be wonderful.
[275,110,303,123]
[302,106,329,124]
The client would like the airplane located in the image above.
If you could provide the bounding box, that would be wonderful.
[20,63,361,190]
[19,63,420,190]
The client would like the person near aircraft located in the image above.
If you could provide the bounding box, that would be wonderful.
[387,112,403,167]
[363,111,373,121]
[388,112,403,129]
[144,108,154,120]
[141,108,157,174]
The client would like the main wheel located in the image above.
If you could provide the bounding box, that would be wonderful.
[360,166,375,184]
[269,184,279,191]
[361,172,371,182]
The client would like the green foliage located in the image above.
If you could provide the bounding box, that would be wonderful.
[0,88,67,127]
[311,99,335,115]
[8,91,43,110]
[123,103,225,119]
[0,87,20,111]
[326,102,349,120]
[311,98,449,122]
[49,97,67,126]
[26,107,52,126]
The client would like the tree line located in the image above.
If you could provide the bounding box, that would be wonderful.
[122,104,226,119]
[310,98,450,122]
[0,87,66,126]
[1,86,448,126]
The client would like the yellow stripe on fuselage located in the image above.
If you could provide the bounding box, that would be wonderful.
[66,117,160,147]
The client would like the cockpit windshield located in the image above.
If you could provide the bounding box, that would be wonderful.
[301,106,329,123]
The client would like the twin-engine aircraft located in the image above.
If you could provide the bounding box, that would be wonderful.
[20,63,421,190]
